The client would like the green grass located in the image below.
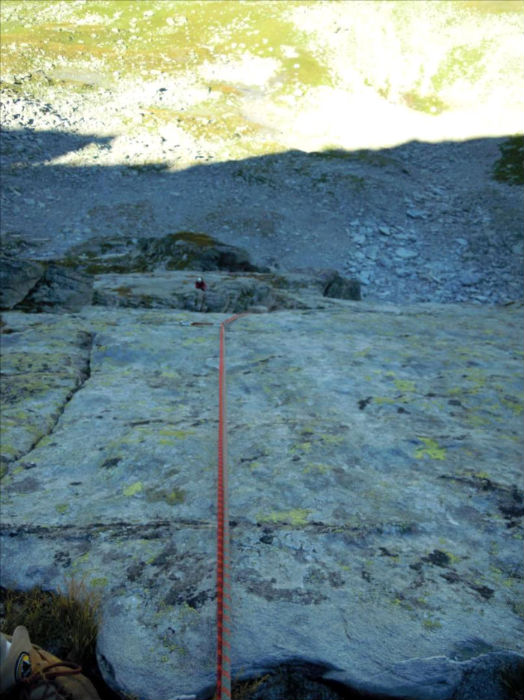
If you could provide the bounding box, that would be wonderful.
[0,577,102,668]
[459,0,523,13]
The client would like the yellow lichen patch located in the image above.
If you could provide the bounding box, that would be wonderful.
[303,462,330,474]
[258,508,311,526]
[123,481,143,497]
[319,433,344,445]
[464,412,490,428]
[354,347,372,358]
[414,437,446,460]
[500,396,523,415]
[290,441,312,454]
[463,369,487,394]
[182,336,208,346]
[158,428,194,439]
[394,379,416,392]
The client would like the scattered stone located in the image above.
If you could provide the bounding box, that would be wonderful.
[512,240,523,256]
[460,271,482,286]
[406,208,426,219]
[321,271,361,300]
[395,247,418,259]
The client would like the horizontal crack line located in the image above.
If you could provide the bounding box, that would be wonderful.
[0,517,413,540]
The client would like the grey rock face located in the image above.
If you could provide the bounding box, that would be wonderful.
[1,292,522,700]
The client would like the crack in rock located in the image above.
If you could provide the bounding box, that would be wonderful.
[1,330,94,466]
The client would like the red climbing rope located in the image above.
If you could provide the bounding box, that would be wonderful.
[216,313,248,700]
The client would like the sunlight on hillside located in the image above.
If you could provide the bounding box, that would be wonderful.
[0,0,522,156]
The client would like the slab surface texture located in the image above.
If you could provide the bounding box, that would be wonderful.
[1,300,523,699]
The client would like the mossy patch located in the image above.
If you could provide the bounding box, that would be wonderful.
[422,617,442,631]
[146,488,186,506]
[493,135,524,185]
[90,577,109,588]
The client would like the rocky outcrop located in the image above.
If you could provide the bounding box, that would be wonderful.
[92,269,360,313]
[0,235,361,315]
[1,291,522,700]
[61,231,267,275]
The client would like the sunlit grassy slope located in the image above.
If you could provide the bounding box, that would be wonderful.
[0,1,330,91]
[1,0,522,154]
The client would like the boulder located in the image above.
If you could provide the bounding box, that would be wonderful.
[14,263,93,312]
[0,296,522,700]
[321,271,362,300]
[0,256,93,313]
[0,255,44,309]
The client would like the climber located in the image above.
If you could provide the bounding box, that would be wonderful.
[1,625,100,699]
[195,276,207,292]
[195,276,207,311]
